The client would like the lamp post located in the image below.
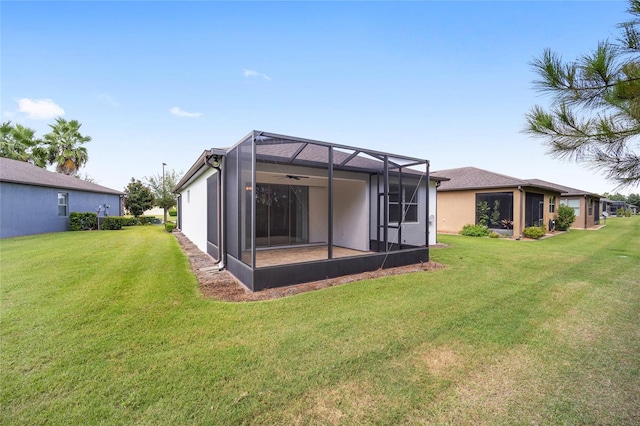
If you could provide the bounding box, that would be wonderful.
[162,162,167,224]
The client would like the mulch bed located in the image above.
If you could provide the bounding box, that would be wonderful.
[173,231,446,302]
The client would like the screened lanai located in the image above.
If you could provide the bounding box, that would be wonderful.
[207,130,431,291]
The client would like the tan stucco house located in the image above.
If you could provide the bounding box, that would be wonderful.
[527,179,601,229]
[431,167,564,239]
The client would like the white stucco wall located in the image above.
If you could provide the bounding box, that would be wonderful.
[309,186,328,243]
[429,180,437,246]
[367,177,437,247]
[333,179,369,251]
[177,167,217,253]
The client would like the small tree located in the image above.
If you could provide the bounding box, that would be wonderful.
[524,0,640,187]
[146,168,180,223]
[124,178,154,217]
[556,204,576,231]
[43,117,90,176]
[476,201,490,226]
[490,200,501,228]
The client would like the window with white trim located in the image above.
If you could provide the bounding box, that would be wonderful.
[549,195,556,213]
[58,193,68,217]
[389,184,418,223]
[560,198,580,216]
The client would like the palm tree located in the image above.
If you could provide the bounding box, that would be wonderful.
[43,118,91,175]
[0,121,47,167]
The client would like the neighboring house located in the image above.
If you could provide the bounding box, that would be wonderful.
[430,167,564,238]
[601,198,613,218]
[527,179,601,229]
[0,157,123,238]
[174,130,446,291]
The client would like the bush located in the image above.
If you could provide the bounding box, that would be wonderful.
[460,224,490,237]
[523,225,546,239]
[489,231,502,238]
[165,222,176,233]
[100,216,123,230]
[556,204,576,231]
[168,209,177,217]
[69,212,98,231]
[119,216,138,226]
[139,216,157,225]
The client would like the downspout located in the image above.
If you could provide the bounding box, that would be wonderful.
[584,195,588,229]
[517,186,524,240]
[425,160,430,248]
[206,153,225,270]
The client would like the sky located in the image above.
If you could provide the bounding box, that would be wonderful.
[2,0,638,196]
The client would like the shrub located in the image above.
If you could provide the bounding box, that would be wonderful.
[168,209,177,217]
[139,216,157,225]
[120,216,138,226]
[100,216,123,230]
[523,225,546,239]
[460,224,490,237]
[489,231,502,238]
[476,201,490,227]
[165,222,176,233]
[556,204,576,231]
[69,212,98,231]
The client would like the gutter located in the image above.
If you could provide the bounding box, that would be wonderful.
[205,149,226,271]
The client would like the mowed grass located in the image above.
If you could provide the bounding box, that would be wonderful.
[1,218,639,424]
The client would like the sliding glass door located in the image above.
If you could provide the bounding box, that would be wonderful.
[255,184,309,247]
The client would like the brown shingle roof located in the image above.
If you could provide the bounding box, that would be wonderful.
[431,166,566,193]
[526,179,600,198]
[0,157,123,195]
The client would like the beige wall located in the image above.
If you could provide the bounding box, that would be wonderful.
[438,188,562,238]
[561,195,600,229]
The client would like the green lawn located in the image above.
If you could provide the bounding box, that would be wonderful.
[1,218,639,424]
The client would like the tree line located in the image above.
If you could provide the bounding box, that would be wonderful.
[1,118,90,176]
[1,117,180,219]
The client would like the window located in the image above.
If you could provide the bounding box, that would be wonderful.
[255,184,309,247]
[476,192,514,229]
[560,199,580,216]
[389,184,418,223]
[549,195,556,213]
[588,198,593,216]
[58,193,68,217]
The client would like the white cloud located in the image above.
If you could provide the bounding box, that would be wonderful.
[243,69,271,81]
[170,106,202,118]
[17,98,65,120]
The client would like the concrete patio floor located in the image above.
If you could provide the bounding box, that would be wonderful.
[254,245,371,267]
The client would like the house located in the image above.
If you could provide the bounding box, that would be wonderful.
[430,167,564,238]
[0,157,123,238]
[173,131,446,292]
[608,200,637,216]
[526,179,601,229]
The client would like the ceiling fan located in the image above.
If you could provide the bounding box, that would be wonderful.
[277,174,309,180]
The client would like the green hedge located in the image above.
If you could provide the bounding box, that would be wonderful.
[100,217,123,230]
[69,212,98,231]
[168,209,177,217]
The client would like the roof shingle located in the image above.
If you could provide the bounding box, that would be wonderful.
[0,157,123,195]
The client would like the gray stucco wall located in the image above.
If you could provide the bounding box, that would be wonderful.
[0,182,122,238]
